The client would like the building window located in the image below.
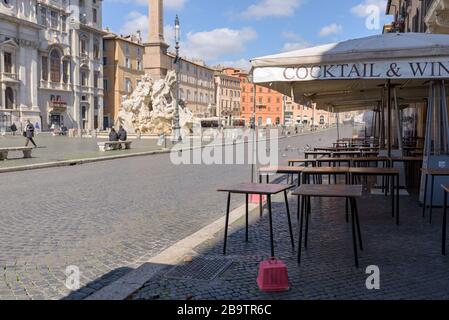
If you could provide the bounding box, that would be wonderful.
[125,78,132,93]
[94,71,99,88]
[50,11,58,29]
[94,96,99,109]
[93,41,100,59]
[125,57,131,69]
[41,56,48,81]
[62,60,69,84]
[81,68,89,86]
[40,7,47,26]
[103,79,108,90]
[50,50,61,82]
[80,38,87,55]
[137,60,142,71]
[4,52,12,73]
[92,8,97,24]
[61,15,67,32]
[5,87,14,109]
[103,57,107,65]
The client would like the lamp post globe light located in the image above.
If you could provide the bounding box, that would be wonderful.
[172,15,182,143]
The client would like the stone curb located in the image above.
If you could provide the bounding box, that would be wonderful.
[85,202,259,300]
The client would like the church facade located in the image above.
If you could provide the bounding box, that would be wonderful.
[0,0,105,132]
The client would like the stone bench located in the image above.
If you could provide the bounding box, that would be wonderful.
[97,141,132,152]
[0,147,33,160]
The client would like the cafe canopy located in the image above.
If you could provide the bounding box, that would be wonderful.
[250,33,449,110]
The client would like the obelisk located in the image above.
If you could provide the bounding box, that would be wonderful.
[144,0,170,80]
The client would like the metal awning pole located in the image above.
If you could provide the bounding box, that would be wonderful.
[440,80,449,154]
[387,80,392,157]
[393,87,403,153]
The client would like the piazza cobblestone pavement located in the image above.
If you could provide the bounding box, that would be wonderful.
[0,126,351,299]
[132,188,449,300]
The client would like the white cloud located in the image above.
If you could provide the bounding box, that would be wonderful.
[242,0,302,20]
[351,0,387,17]
[216,59,252,71]
[105,0,187,10]
[119,11,149,38]
[280,31,312,52]
[319,23,343,37]
[181,27,258,61]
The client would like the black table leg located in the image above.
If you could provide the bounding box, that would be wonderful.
[443,191,448,256]
[391,174,395,218]
[423,173,428,218]
[350,197,359,268]
[223,192,231,255]
[430,175,435,224]
[245,193,249,242]
[297,195,305,264]
[352,197,363,251]
[305,196,310,249]
[396,174,400,225]
[268,195,275,257]
[284,190,295,249]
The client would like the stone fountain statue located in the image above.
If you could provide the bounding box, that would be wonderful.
[117,70,196,136]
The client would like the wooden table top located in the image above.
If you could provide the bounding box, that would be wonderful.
[305,151,332,155]
[421,168,449,175]
[217,183,293,195]
[349,167,400,175]
[316,157,353,162]
[389,156,423,162]
[352,156,390,162]
[302,167,349,174]
[259,166,306,174]
[287,159,317,163]
[292,184,363,198]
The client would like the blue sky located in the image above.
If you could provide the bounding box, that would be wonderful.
[103,0,392,69]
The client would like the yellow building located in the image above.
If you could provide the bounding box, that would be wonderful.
[103,32,145,128]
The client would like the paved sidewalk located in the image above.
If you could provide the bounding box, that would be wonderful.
[0,134,163,168]
[131,187,449,300]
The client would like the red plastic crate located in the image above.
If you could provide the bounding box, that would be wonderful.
[257,258,290,292]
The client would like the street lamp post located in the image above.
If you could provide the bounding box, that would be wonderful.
[172,15,182,143]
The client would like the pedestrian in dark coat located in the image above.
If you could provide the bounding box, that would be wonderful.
[10,123,17,136]
[118,126,127,141]
[109,128,119,141]
[24,120,37,147]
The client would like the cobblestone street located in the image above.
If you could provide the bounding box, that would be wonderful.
[0,126,351,299]
[132,189,449,300]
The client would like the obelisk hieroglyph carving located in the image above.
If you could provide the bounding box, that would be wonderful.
[144,0,170,80]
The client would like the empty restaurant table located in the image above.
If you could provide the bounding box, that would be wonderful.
[287,159,317,167]
[349,167,400,225]
[421,168,449,223]
[302,166,350,184]
[292,184,363,267]
[304,151,332,159]
[217,183,295,257]
[259,166,305,186]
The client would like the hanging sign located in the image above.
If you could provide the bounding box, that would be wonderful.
[253,58,449,82]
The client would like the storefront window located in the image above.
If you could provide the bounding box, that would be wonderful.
[50,50,61,82]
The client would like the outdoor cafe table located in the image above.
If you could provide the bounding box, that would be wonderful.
[217,183,295,257]
[421,168,449,224]
[332,151,362,158]
[259,166,305,186]
[316,157,352,168]
[389,156,423,188]
[301,166,350,185]
[292,184,363,267]
[287,158,317,167]
[352,156,390,168]
[442,185,449,255]
[349,167,400,225]
[304,151,332,159]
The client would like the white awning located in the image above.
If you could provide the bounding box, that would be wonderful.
[250,33,449,111]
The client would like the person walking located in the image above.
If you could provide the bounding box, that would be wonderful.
[24,120,37,147]
[10,123,17,136]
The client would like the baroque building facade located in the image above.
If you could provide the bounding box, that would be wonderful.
[103,32,145,127]
[0,0,105,132]
[214,67,241,126]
